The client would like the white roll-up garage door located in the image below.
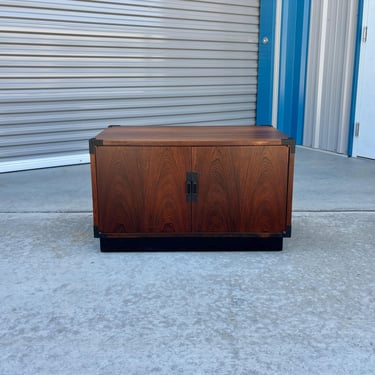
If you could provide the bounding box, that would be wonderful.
[0,0,260,172]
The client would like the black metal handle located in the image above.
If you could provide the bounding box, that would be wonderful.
[186,172,198,202]
[186,173,192,202]
[191,179,198,202]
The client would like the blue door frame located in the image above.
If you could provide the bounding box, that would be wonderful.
[276,0,311,143]
[256,0,311,145]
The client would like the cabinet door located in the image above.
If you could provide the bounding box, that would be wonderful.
[96,146,191,234]
[192,146,289,233]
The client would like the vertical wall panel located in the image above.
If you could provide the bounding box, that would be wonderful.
[304,0,358,154]
[0,0,260,172]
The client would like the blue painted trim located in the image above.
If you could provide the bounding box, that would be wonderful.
[296,0,311,144]
[348,0,365,156]
[256,0,277,125]
[277,0,311,143]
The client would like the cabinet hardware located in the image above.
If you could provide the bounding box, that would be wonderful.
[186,173,192,202]
[191,172,198,203]
[186,172,198,202]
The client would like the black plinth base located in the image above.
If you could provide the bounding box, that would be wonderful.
[99,237,283,252]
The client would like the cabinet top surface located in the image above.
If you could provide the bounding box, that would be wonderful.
[93,125,293,146]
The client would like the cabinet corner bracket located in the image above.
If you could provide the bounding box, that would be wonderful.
[93,226,103,238]
[284,225,292,237]
[89,138,103,154]
[282,138,296,153]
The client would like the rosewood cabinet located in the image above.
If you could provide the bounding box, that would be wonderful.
[89,126,295,251]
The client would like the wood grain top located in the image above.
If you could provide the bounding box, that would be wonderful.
[94,125,293,146]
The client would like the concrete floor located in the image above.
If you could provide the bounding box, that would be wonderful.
[0,146,375,374]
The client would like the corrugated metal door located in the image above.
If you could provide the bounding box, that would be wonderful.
[303,0,358,154]
[0,0,260,172]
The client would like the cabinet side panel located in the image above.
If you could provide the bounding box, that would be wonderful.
[192,146,289,233]
[96,146,191,234]
[285,147,295,235]
[90,151,99,231]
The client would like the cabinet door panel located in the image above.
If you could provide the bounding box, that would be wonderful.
[192,146,289,233]
[96,146,191,234]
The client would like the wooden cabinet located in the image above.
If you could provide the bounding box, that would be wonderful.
[89,126,295,251]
